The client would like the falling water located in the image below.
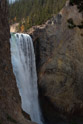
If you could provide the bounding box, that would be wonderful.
[10,33,43,124]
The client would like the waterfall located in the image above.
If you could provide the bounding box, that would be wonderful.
[10,33,43,124]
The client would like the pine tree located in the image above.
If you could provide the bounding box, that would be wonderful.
[9,0,67,31]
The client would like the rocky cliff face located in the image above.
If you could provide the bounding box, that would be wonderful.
[0,1,35,124]
[28,2,83,123]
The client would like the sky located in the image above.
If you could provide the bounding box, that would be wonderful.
[9,0,15,3]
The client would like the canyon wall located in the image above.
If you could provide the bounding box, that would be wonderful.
[0,1,35,124]
[0,0,82,124]
[29,2,83,123]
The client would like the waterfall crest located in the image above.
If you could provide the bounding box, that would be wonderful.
[10,33,43,124]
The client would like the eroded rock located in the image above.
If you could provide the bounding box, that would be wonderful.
[0,1,36,124]
[28,2,83,123]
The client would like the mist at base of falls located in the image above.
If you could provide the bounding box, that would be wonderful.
[10,33,43,124]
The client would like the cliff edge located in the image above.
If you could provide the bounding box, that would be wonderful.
[0,1,36,124]
[28,1,83,123]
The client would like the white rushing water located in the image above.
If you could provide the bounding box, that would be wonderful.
[10,33,43,124]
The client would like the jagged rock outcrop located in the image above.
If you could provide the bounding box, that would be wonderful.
[0,1,36,124]
[28,2,83,123]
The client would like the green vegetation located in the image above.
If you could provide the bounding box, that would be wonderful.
[9,0,66,31]
[67,18,83,29]
[67,18,76,29]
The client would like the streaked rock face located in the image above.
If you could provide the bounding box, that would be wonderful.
[29,3,83,123]
[0,1,36,124]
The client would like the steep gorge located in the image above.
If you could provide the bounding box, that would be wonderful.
[0,1,36,124]
[0,0,83,124]
[28,1,83,123]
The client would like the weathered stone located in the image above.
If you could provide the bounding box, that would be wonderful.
[28,2,83,123]
[0,1,36,124]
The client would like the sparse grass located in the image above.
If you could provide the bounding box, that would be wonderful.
[67,18,76,29]
[67,18,83,29]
